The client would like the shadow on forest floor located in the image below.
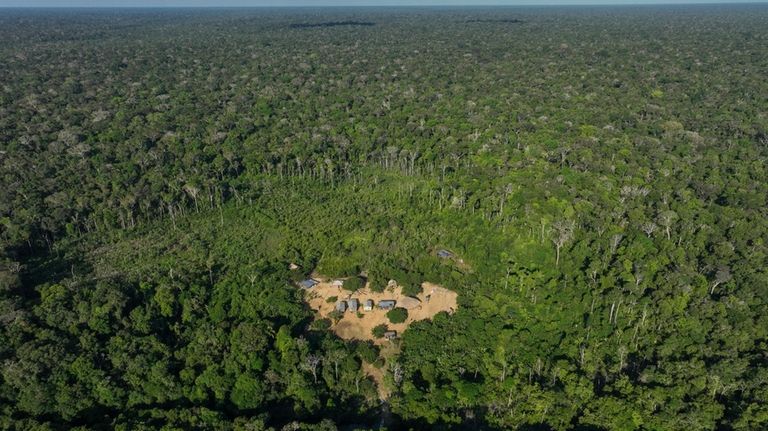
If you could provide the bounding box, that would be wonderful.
[19,246,92,294]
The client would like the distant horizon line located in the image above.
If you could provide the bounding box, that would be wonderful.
[2,1,767,7]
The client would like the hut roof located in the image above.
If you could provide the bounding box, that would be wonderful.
[299,279,319,289]
[378,300,396,309]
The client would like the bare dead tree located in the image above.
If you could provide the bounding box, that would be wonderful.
[634,264,645,294]
[551,219,575,266]
[183,184,200,213]
[640,221,656,237]
[657,210,678,241]
[325,349,346,382]
[618,346,628,371]
[301,354,322,384]
[499,184,515,217]
[391,362,404,387]
[557,146,570,168]
[408,150,419,175]
[710,266,732,295]
[610,233,624,254]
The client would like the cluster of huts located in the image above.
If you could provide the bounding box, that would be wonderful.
[334,298,396,313]
[299,277,399,340]
[290,249,459,343]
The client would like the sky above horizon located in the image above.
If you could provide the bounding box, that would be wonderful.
[1,0,766,7]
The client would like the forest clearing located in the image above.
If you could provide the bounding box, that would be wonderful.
[303,278,458,345]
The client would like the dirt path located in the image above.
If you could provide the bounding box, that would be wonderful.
[362,361,390,401]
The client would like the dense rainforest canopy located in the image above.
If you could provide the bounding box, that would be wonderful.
[1,5,767,430]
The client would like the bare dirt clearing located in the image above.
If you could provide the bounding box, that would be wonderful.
[303,279,457,346]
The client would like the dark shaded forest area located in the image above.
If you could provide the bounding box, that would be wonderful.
[1,5,767,430]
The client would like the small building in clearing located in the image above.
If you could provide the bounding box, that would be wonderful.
[437,249,453,258]
[363,299,374,311]
[348,298,359,312]
[299,279,319,289]
[378,300,396,310]
[384,331,398,340]
[335,301,347,312]
[331,279,344,287]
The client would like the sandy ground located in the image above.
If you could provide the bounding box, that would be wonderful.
[303,279,458,346]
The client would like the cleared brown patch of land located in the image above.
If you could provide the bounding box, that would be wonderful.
[303,278,457,346]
